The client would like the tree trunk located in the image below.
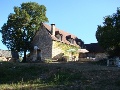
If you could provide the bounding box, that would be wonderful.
[22,50,26,62]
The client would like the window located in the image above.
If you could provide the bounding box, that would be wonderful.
[77,41,81,45]
[68,38,74,44]
[56,34,62,41]
[71,39,74,44]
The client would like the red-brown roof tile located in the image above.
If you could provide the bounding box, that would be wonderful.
[43,23,79,47]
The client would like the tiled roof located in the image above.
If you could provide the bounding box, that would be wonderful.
[85,43,104,53]
[43,23,79,47]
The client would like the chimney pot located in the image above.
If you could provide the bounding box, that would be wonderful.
[51,23,55,35]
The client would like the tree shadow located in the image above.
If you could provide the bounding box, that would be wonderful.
[0,61,85,89]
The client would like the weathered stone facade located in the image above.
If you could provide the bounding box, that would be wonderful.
[0,49,19,61]
[82,52,107,60]
[0,49,12,57]
[30,25,52,61]
[52,41,64,58]
[95,53,108,60]
[84,43,107,60]
[52,41,79,61]
[0,49,11,61]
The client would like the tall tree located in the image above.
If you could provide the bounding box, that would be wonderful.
[1,2,48,62]
[96,7,120,57]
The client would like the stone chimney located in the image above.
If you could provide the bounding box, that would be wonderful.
[51,23,55,35]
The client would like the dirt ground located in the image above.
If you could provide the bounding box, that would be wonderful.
[45,61,120,90]
[1,60,120,90]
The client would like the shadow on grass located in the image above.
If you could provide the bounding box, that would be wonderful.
[0,61,120,90]
[0,61,86,90]
[0,62,49,83]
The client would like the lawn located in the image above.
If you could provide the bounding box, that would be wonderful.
[0,61,120,90]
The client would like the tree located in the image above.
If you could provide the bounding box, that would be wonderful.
[96,7,120,57]
[1,2,48,62]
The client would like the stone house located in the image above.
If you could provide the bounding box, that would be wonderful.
[29,23,84,62]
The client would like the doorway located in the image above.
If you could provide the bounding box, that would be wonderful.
[37,49,41,61]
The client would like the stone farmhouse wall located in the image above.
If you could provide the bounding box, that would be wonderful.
[85,52,108,60]
[30,25,52,61]
[52,41,79,61]
[95,53,108,60]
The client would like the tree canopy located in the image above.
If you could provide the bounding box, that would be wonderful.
[96,7,120,57]
[0,2,48,62]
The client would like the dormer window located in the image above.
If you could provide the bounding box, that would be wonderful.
[77,42,81,45]
[71,39,74,44]
[56,34,62,41]
[68,38,74,44]
[66,35,71,40]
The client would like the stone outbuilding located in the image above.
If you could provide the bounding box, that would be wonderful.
[81,43,108,60]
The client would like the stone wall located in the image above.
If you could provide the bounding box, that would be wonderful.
[0,49,11,61]
[0,49,12,57]
[95,53,108,60]
[0,50,19,61]
[52,41,79,61]
[52,41,65,59]
[30,25,52,61]
[85,52,108,60]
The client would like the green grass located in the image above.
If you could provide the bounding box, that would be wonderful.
[0,62,83,89]
[0,61,120,90]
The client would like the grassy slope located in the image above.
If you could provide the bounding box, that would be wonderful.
[0,61,120,90]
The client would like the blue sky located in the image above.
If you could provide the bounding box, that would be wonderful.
[0,0,119,50]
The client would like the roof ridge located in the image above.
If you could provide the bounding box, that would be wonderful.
[43,23,77,38]
[43,23,80,47]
